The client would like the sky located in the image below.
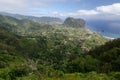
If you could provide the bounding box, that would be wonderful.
[0,0,120,20]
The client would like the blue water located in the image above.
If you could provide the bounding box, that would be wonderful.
[86,20,120,38]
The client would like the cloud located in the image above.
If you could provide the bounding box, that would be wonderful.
[28,0,68,7]
[78,3,120,16]
[50,3,120,20]
[0,0,25,5]
[77,10,98,15]
[0,0,27,8]
[0,0,71,15]
[0,0,28,14]
[50,10,98,17]
[0,0,119,21]
[49,0,67,2]
[97,3,120,15]
[0,0,49,9]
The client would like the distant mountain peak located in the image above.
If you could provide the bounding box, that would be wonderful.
[64,17,86,28]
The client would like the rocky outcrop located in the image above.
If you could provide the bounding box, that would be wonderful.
[64,17,86,28]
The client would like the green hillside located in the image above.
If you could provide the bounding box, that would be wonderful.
[1,15,120,80]
[88,39,120,72]
[0,15,52,35]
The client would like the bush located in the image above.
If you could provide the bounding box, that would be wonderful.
[85,72,110,80]
[109,72,120,80]
[54,70,64,77]
[0,61,8,68]
[8,66,31,79]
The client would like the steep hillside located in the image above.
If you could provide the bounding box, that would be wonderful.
[88,38,120,72]
[0,15,52,35]
[0,27,30,79]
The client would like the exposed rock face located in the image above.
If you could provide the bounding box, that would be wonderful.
[64,17,86,28]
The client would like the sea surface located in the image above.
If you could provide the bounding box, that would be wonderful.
[87,20,120,38]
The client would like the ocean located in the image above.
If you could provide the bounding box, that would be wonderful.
[87,20,120,38]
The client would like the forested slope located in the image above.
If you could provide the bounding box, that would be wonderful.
[1,15,119,80]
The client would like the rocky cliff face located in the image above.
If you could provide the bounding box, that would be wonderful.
[64,17,86,28]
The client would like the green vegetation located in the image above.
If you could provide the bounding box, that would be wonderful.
[88,39,120,73]
[0,15,120,80]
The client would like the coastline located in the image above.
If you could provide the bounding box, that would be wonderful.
[103,36,115,40]
[87,26,119,40]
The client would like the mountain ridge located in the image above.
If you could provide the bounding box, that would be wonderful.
[0,12,63,24]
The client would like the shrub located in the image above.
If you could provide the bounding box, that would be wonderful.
[54,70,64,77]
[0,61,8,68]
[109,72,120,80]
[8,66,31,79]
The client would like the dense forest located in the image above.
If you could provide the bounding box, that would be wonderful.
[0,14,120,80]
